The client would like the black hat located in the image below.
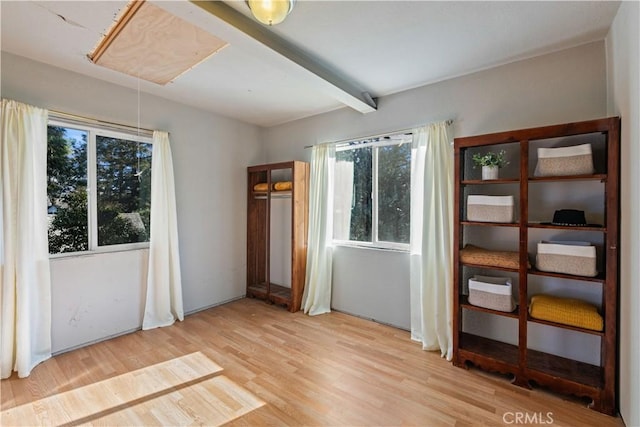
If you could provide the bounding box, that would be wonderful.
[543,209,600,227]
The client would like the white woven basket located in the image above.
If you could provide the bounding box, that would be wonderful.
[468,275,516,312]
[536,241,597,277]
[534,143,594,177]
[467,195,514,223]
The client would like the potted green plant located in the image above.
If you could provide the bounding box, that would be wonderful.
[472,150,509,180]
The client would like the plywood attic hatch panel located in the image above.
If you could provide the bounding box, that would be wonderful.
[89,0,228,85]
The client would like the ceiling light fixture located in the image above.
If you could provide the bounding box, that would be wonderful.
[247,0,295,26]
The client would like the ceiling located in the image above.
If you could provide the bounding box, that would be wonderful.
[0,1,621,127]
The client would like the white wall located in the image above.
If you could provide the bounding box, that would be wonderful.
[1,52,265,353]
[332,246,410,329]
[50,250,149,352]
[263,42,608,332]
[264,42,607,164]
[606,2,640,424]
[270,198,292,287]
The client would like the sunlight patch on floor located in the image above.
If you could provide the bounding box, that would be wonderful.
[1,352,264,426]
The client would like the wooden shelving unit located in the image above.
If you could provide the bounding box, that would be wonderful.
[247,161,310,312]
[453,117,620,415]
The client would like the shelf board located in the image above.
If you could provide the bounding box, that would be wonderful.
[461,221,519,228]
[252,190,292,199]
[527,348,603,389]
[460,221,607,233]
[528,268,605,283]
[269,283,292,304]
[247,282,292,303]
[247,282,268,298]
[461,178,519,185]
[460,296,519,318]
[528,223,605,232]
[461,222,606,232]
[527,315,604,336]
[528,174,606,182]
[460,262,520,273]
[459,332,519,366]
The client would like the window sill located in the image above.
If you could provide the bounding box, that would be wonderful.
[49,244,149,260]
[332,241,409,253]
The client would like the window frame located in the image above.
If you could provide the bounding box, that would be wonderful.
[332,135,412,252]
[48,119,153,258]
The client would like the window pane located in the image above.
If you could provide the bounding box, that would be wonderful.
[334,146,372,242]
[96,136,152,246]
[47,126,88,254]
[377,143,411,244]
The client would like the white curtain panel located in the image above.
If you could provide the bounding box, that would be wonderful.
[142,131,184,330]
[0,99,52,378]
[332,160,353,240]
[409,122,454,360]
[301,144,335,315]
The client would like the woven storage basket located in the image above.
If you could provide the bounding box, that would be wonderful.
[534,143,594,177]
[468,275,516,312]
[536,241,597,277]
[467,195,514,223]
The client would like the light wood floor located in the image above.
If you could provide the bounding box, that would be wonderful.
[1,298,625,426]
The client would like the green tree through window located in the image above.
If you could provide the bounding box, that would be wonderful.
[333,134,411,247]
[46,124,152,254]
[378,143,411,244]
[47,126,88,253]
[336,146,372,242]
[96,135,152,246]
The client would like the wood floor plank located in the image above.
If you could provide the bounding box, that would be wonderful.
[0,298,625,426]
[1,352,223,426]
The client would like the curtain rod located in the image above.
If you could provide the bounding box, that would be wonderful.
[49,109,155,136]
[303,119,453,149]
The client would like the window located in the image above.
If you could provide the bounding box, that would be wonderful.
[333,133,411,249]
[47,121,152,255]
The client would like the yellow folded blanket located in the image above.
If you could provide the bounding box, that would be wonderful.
[529,294,603,331]
[253,182,269,192]
[273,181,292,191]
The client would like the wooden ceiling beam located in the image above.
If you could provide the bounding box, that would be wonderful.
[191,0,377,114]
